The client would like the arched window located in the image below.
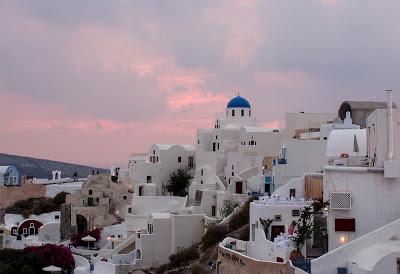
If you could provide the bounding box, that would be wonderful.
[232,109,235,117]
[241,109,244,116]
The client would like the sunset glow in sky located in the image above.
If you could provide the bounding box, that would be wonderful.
[1,1,399,167]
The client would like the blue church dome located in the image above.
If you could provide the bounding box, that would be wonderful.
[227,95,251,108]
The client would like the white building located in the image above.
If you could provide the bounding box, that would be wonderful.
[0,166,20,186]
[129,144,195,196]
[188,95,285,218]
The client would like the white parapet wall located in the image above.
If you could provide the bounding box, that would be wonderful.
[311,218,400,274]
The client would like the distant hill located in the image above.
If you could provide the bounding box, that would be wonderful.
[0,153,109,179]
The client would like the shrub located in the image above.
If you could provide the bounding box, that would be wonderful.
[6,196,63,217]
[219,199,240,219]
[0,262,14,274]
[169,246,199,268]
[156,263,170,274]
[201,224,229,251]
[0,244,74,274]
[228,197,255,231]
[53,191,68,207]
[237,224,250,241]
[191,263,207,274]
[20,265,34,274]
[166,169,192,196]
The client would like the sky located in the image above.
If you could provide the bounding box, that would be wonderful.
[0,0,400,168]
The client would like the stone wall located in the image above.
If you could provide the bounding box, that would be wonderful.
[0,183,45,209]
[60,204,73,241]
[217,245,296,274]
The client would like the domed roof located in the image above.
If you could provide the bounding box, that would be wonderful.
[227,95,251,108]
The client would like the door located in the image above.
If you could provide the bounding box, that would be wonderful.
[213,142,216,152]
[265,184,271,194]
[29,227,35,235]
[88,197,94,206]
[76,215,88,234]
[236,181,243,194]
[270,225,285,241]
[139,186,143,196]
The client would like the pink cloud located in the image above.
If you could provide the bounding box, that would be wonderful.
[166,91,228,110]
[263,120,281,129]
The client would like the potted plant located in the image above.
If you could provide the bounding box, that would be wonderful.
[290,206,313,261]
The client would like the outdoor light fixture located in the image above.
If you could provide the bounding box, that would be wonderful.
[340,236,347,244]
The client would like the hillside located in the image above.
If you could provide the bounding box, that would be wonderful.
[0,153,108,179]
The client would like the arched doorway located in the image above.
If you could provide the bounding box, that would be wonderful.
[76,214,88,234]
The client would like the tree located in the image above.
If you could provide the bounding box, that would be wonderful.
[53,191,68,207]
[292,206,314,252]
[259,218,274,239]
[166,169,191,196]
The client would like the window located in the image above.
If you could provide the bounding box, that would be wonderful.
[216,135,218,140]
[128,208,132,214]
[201,180,203,184]
[198,139,200,144]
[212,206,216,217]
[335,218,356,232]
[292,210,300,217]
[123,196,127,200]
[153,150,155,155]
[0,230,3,234]
[188,156,194,168]
[249,110,251,117]
[178,156,182,163]
[289,189,296,198]
[157,156,159,162]
[232,109,235,117]
[217,143,220,150]
[96,197,99,203]
[55,215,60,220]
[23,228,27,235]
[241,109,244,116]
[148,224,154,234]
[397,258,400,274]
[274,215,282,222]
[201,169,204,176]
[251,140,254,145]
[89,189,93,195]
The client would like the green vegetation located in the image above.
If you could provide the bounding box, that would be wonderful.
[201,197,255,251]
[237,224,250,241]
[201,223,230,251]
[5,192,67,218]
[228,197,254,231]
[169,246,200,268]
[155,263,170,274]
[155,246,200,273]
[259,218,274,239]
[292,200,330,251]
[166,169,192,196]
[219,199,240,219]
[0,244,74,273]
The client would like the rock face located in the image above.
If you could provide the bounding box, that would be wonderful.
[0,153,108,179]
